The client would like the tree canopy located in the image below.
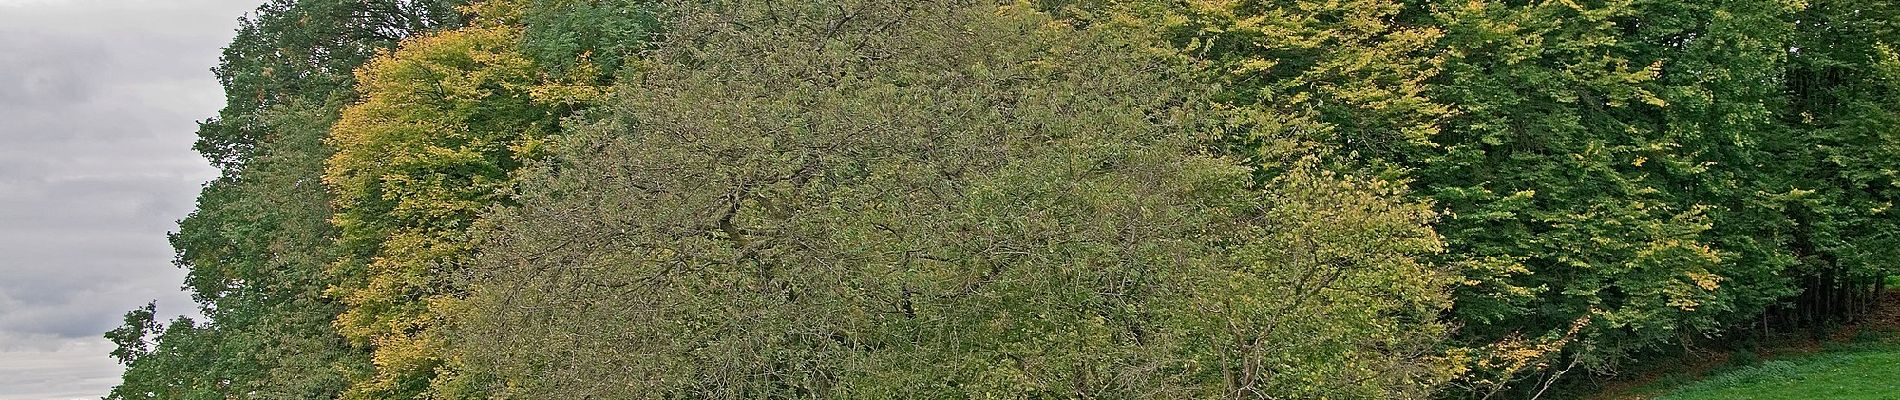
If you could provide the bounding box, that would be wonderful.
[454,1,1454,397]
[110,0,1900,398]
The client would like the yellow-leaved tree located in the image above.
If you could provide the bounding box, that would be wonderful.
[323,1,603,397]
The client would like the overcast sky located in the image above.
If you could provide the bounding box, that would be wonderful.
[0,0,259,398]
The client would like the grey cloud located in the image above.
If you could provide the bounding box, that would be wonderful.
[0,0,263,398]
[0,333,124,400]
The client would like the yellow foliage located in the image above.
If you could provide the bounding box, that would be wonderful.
[323,2,610,397]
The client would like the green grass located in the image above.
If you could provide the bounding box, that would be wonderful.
[1654,342,1900,400]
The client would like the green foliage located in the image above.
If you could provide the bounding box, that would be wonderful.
[1424,0,1737,375]
[110,101,374,400]
[452,1,1457,398]
[106,1,462,398]
[197,0,463,171]
[104,302,160,365]
[519,0,661,76]
[1120,0,1734,391]
[1151,0,1451,174]
[106,318,223,400]
[1122,0,1900,394]
[1770,0,1900,324]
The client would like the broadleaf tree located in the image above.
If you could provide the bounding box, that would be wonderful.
[452,1,1460,398]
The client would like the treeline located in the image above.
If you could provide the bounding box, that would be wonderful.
[106,0,1898,398]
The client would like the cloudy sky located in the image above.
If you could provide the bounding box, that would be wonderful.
[0,0,258,398]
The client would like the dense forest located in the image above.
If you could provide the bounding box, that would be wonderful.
[103,0,1898,398]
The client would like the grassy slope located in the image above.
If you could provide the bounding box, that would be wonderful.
[1594,283,1900,400]
[1654,343,1900,400]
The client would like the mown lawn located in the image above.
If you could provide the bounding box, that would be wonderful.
[1651,341,1900,400]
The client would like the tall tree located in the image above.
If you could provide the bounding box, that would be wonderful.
[1122,0,1883,394]
[321,1,611,396]
[1423,0,1732,382]
[1771,0,1900,327]
[107,1,462,398]
[453,1,1459,398]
